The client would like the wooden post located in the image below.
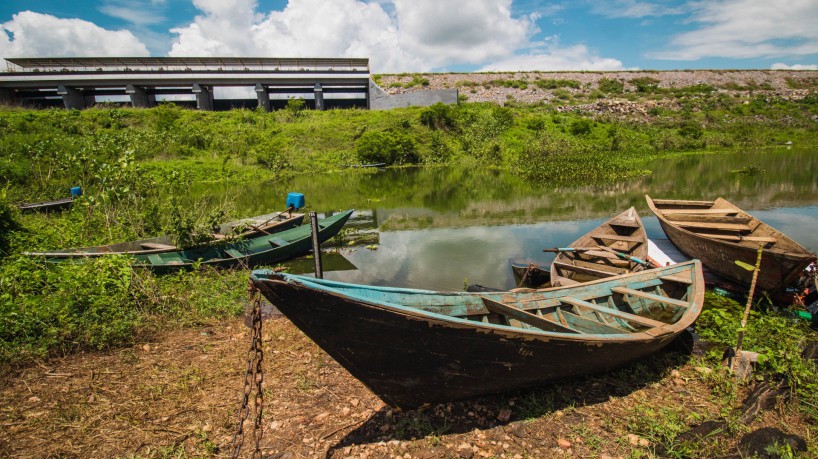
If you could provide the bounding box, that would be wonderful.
[309,212,323,279]
[733,244,763,372]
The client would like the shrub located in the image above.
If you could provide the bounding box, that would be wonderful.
[419,103,457,130]
[598,78,625,94]
[630,77,661,93]
[678,122,703,139]
[285,98,306,121]
[569,119,593,136]
[356,130,418,165]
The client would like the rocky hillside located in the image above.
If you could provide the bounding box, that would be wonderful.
[379,70,818,105]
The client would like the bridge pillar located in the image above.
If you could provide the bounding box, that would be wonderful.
[314,83,325,110]
[192,84,213,111]
[0,88,18,106]
[255,83,270,111]
[57,85,94,109]
[126,84,156,108]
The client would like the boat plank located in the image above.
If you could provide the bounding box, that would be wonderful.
[665,215,752,225]
[696,234,777,243]
[659,274,692,284]
[612,287,690,309]
[591,234,644,243]
[140,242,176,250]
[560,296,666,328]
[481,297,578,333]
[553,261,617,279]
[674,221,752,232]
[652,199,714,206]
[660,208,737,215]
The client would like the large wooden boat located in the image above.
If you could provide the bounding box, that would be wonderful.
[38,210,353,274]
[550,207,650,287]
[646,196,816,291]
[25,211,304,258]
[251,260,704,408]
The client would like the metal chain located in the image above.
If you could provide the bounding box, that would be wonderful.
[230,282,265,459]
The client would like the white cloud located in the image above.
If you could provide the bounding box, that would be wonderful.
[650,0,818,60]
[0,11,149,59]
[479,40,629,71]
[591,0,684,18]
[99,1,167,26]
[771,62,818,70]
[168,0,546,72]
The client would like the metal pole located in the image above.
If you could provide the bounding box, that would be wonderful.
[309,212,323,279]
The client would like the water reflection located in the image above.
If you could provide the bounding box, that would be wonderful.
[196,147,818,290]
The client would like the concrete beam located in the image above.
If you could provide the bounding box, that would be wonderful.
[0,88,18,105]
[192,83,213,111]
[57,85,94,109]
[125,84,156,108]
[314,83,324,111]
[255,83,270,111]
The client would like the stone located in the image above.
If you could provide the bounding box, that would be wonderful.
[626,434,650,447]
[496,408,512,422]
[557,438,572,449]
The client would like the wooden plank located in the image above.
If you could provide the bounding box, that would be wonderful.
[560,309,627,334]
[659,274,692,284]
[269,238,289,247]
[140,242,176,250]
[481,297,579,333]
[147,254,163,265]
[664,214,752,225]
[559,296,667,328]
[223,248,245,259]
[696,233,777,243]
[660,208,737,215]
[553,261,618,279]
[673,221,752,232]
[591,234,644,243]
[653,199,714,206]
[612,287,690,309]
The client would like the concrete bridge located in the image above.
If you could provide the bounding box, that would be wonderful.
[0,57,457,110]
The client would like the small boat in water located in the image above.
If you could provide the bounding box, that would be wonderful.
[25,211,304,258]
[550,207,651,287]
[646,196,816,291]
[510,259,551,288]
[37,210,353,273]
[251,260,704,408]
[17,197,75,213]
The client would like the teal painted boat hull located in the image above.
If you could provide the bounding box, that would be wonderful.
[251,260,704,408]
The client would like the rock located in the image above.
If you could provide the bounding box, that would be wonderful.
[142,344,151,352]
[350,398,360,407]
[27,396,41,403]
[496,408,512,422]
[341,407,351,416]
[557,438,572,449]
[694,366,713,375]
[626,434,650,447]
[457,442,473,458]
[312,412,329,423]
[738,427,807,458]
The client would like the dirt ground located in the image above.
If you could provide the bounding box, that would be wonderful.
[1,313,813,458]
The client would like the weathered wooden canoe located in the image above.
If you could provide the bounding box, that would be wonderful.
[550,207,650,287]
[510,259,551,288]
[25,211,304,259]
[17,197,74,213]
[646,196,816,291]
[38,210,353,273]
[251,260,704,408]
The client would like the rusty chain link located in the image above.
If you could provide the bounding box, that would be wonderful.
[230,281,265,459]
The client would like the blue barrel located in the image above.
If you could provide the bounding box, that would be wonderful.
[286,192,305,210]
[70,186,82,197]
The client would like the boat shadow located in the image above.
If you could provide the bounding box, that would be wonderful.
[327,332,694,454]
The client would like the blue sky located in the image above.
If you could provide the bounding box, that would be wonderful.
[1,0,817,73]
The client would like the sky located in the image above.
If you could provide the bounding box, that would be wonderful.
[1,0,817,73]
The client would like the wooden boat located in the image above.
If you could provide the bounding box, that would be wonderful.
[251,260,704,408]
[550,207,650,287]
[510,259,551,288]
[646,196,817,291]
[17,197,74,213]
[25,211,304,258]
[40,210,353,273]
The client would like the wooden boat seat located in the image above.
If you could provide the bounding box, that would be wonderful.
[553,261,617,279]
[147,254,163,265]
[674,221,752,232]
[223,248,245,259]
[268,238,290,247]
[652,199,714,206]
[660,208,737,215]
[591,234,643,243]
[481,297,578,333]
[696,233,777,244]
[147,254,186,265]
[140,242,176,250]
[665,215,752,225]
[659,274,692,284]
[559,297,667,328]
[608,218,640,229]
[612,287,689,309]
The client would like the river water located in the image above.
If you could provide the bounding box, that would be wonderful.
[200,147,818,290]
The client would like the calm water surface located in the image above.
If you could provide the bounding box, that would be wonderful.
[199,147,818,290]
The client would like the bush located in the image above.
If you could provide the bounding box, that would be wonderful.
[419,103,457,130]
[678,122,703,139]
[630,77,661,93]
[356,130,418,165]
[598,78,625,94]
[569,119,593,136]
